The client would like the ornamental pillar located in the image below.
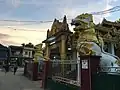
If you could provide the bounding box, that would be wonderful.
[42,43,50,89]
[71,50,77,70]
[60,35,66,60]
[60,35,66,76]
[111,42,115,55]
[45,43,50,61]
[80,56,101,90]
[108,42,115,55]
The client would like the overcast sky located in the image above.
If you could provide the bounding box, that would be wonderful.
[0,0,120,46]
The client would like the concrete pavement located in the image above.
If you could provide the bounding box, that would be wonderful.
[0,68,43,90]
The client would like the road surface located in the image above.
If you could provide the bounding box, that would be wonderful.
[0,68,43,90]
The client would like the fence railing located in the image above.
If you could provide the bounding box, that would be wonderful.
[100,66,120,73]
[48,59,80,86]
[47,59,120,86]
[52,76,80,86]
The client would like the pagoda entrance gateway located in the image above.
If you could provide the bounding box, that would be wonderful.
[41,13,120,90]
[43,56,120,90]
[42,15,73,62]
[46,59,80,90]
[44,56,101,90]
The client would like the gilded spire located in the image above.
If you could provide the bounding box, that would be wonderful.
[47,29,50,38]
[63,15,67,24]
[54,18,57,22]
[61,15,69,31]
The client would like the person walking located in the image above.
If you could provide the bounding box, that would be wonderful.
[4,64,9,74]
[13,64,18,75]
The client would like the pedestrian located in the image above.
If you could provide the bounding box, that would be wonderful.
[4,64,9,74]
[13,64,18,75]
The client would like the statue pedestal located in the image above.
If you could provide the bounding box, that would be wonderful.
[80,55,101,90]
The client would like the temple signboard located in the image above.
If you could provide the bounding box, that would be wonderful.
[82,60,88,69]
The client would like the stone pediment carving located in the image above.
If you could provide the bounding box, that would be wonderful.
[103,32,112,40]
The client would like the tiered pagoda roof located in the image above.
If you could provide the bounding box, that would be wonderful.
[43,16,72,43]
[95,19,120,43]
[102,18,120,27]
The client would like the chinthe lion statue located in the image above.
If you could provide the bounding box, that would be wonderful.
[71,13,120,72]
[34,43,44,62]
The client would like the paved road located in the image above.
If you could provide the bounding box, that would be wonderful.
[0,68,43,90]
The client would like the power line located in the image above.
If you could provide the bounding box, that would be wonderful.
[4,5,120,32]
[0,5,118,28]
[7,27,46,32]
[0,23,41,26]
[0,5,119,24]
[91,6,120,15]
[0,18,63,26]
[0,18,63,23]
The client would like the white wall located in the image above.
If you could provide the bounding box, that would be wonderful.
[22,47,34,58]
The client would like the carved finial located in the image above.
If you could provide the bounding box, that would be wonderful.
[47,29,50,38]
[54,18,57,22]
[63,15,67,23]
[103,18,106,21]
[47,29,49,32]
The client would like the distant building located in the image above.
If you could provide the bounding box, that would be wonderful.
[9,43,35,66]
[8,45,23,66]
[0,44,9,65]
[95,18,120,57]
[22,43,34,60]
[22,47,34,58]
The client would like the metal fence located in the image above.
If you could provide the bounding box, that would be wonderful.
[100,66,120,73]
[48,59,80,86]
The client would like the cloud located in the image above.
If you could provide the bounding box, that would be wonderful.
[0,32,23,46]
[0,0,119,46]
[0,27,47,46]
[0,31,29,40]
[103,0,118,17]
[4,0,21,8]
[0,32,29,46]
[1,40,20,46]
[0,0,118,22]
[94,0,118,23]
[0,33,10,39]
[57,1,101,23]
[56,0,118,24]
